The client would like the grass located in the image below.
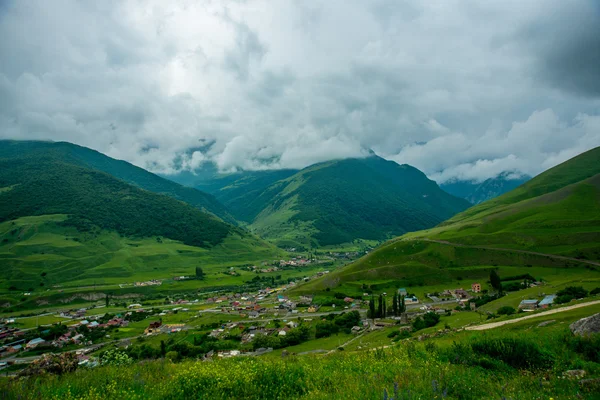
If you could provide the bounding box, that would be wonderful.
[4,323,600,399]
[11,315,72,329]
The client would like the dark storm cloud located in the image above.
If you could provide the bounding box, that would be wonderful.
[523,0,600,97]
[0,0,599,180]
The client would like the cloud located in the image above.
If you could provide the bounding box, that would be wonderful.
[393,110,600,183]
[0,0,599,180]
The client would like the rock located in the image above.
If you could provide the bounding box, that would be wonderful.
[563,370,586,379]
[579,378,600,391]
[537,320,555,327]
[570,313,600,336]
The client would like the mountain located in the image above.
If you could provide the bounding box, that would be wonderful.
[0,141,235,223]
[294,146,600,295]
[165,166,298,221]
[0,142,279,292]
[180,156,471,248]
[440,173,530,204]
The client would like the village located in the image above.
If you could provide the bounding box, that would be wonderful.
[0,271,563,372]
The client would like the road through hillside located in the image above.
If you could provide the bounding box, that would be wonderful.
[415,239,600,267]
[465,300,600,331]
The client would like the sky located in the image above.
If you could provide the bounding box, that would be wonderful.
[1,0,599,183]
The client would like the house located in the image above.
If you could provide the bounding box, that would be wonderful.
[286,321,298,329]
[299,296,313,304]
[6,344,22,354]
[471,283,481,293]
[145,321,162,335]
[26,338,45,349]
[343,297,354,303]
[398,288,408,297]
[404,296,419,304]
[519,299,538,311]
[454,289,471,299]
[88,321,100,328]
[128,304,142,309]
[248,311,259,319]
[307,305,319,313]
[538,295,556,308]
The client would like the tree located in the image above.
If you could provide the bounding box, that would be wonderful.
[490,269,502,293]
[497,306,516,315]
[377,294,383,318]
[368,296,376,319]
[160,340,166,357]
[392,293,398,316]
[105,294,109,308]
[399,295,406,314]
[382,296,387,318]
[195,266,205,280]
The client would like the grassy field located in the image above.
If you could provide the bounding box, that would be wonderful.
[0,214,282,288]
[290,149,600,300]
[4,311,600,399]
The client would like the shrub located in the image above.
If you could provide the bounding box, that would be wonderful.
[555,294,574,304]
[497,306,516,315]
[100,349,133,366]
[556,286,588,299]
[412,312,440,331]
[166,351,180,362]
[470,337,554,370]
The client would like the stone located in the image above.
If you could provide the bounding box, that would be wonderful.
[563,370,586,379]
[569,313,600,336]
[537,320,555,327]
[579,378,600,391]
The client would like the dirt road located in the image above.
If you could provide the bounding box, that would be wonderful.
[465,300,600,331]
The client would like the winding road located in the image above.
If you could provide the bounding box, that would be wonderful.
[465,300,600,331]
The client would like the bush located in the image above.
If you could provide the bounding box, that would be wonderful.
[555,294,574,304]
[556,286,588,299]
[590,287,600,295]
[566,334,600,363]
[412,312,440,331]
[100,349,133,367]
[497,306,516,315]
[166,351,180,362]
[470,337,554,370]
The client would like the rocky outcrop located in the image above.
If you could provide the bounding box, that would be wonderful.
[570,313,600,336]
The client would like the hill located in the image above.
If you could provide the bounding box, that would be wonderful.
[0,141,235,223]
[440,172,530,204]
[294,146,600,295]
[183,156,470,247]
[0,151,279,293]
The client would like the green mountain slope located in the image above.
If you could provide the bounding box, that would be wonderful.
[295,147,600,295]
[0,140,235,223]
[232,156,471,247]
[0,149,280,292]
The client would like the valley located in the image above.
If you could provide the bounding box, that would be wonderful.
[1,141,599,399]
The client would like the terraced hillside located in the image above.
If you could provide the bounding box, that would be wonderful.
[295,147,600,295]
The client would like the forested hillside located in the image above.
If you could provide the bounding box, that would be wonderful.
[0,141,235,223]
[0,157,233,248]
[242,156,470,247]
